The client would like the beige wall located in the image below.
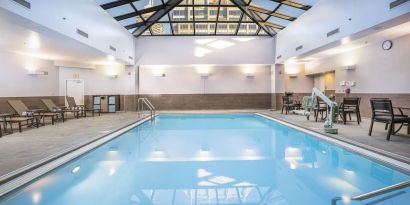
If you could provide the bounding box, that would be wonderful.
[139,65,272,94]
[306,33,410,94]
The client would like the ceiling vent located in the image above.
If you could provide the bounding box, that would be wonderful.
[128,56,134,60]
[76,29,89,39]
[277,55,282,59]
[390,0,409,9]
[109,45,117,52]
[11,0,31,9]
[327,28,340,37]
[295,45,303,51]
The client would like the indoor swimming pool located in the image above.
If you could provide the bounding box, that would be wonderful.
[0,114,409,205]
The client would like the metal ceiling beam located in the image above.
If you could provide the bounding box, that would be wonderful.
[101,0,137,10]
[115,4,165,21]
[247,5,296,21]
[133,0,184,37]
[230,0,274,37]
[269,0,311,10]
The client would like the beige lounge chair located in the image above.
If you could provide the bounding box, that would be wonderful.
[1,112,38,133]
[66,96,100,117]
[8,100,60,125]
[41,99,80,121]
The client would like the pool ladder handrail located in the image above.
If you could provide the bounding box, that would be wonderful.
[331,180,410,205]
[137,97,156,120]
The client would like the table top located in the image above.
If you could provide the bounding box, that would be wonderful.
[0,113,13,117]
[394,106,410,110]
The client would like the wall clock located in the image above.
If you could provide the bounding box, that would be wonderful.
[382,40,393,50]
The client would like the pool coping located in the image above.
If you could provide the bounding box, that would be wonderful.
[0,115,153,198]
[256,113,410,174]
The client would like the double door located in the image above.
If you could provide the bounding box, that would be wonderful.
[93,95,119,113]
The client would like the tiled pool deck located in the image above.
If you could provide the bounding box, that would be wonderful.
[0,110,409,177]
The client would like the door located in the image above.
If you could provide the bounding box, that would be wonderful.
[65,79,85,106]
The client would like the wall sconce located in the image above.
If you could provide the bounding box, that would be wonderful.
[244,67,255,78]
[197,66,210,78]
[27,70,48,75]
[245,72,255,78]
[289,74,298,79]
[343,65,356,70]
[108,74,118,79]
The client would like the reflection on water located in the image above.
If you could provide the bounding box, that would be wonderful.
[1,114,409,205]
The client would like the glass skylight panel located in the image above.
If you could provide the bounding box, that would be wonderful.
[106,4,134,16]
[170,7,193,21]
[97,0,314,36]
[133,0,162,10]
[216,23,238,34]
[277,4,305,17]
[237,23,258,35]
[173,23,194,34]
[195,23,216,34]
[179,0,193,5]
[151,23,172,35]
[96,0,113,4]
[194,0,219,5]
[119,17,137,27]
[219,0,233,5]
[250,0,280,10]
[267,16,291,27]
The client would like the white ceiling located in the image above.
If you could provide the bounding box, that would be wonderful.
[0,8,118,67]
[292,14,410,63]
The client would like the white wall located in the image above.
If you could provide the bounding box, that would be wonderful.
[0,0,135,64]
[139,65,271,94]
[283,64,314,93]
[0,51,59,97]
[306,33,410,93]
[135,36,275,65]
[276,0,410,63]
[58,65,136,96]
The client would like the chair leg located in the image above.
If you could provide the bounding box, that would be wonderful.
[343,113,347,125]
[281,106,284,114]
[349,113,351,120]
[387,122,393,140]
[368,119,374,136]
[18,122,22,133]
[356,112,360,125]
[385,123,388,130]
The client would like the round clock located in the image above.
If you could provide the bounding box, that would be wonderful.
[382,40,393,50]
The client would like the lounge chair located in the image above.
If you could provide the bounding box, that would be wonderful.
[369,98,410,140]
[66,96,100,117]
[8,100,60,125]
[0,112,38,133]
[41,99,80,121]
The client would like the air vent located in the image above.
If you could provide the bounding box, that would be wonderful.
[295,45,303,51]
[390,0,409,9]
[11,0,31,9]
[128,56,134,60]
[277,55,282,59]
[76,29,88,38]
[109,45,117,52]
[327,28,340,37]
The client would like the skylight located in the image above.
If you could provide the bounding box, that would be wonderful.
[97,0,316,37]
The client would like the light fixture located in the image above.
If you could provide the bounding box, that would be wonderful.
[27,70,48,76]
[71,166,80,174]
[107,55,115,61]
[243,67,255,77]
[289,74,298,78]
[197,66,210,77]
[343,65,356,70]
[108,74,118,79]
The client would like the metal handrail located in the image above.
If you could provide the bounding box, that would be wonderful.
[331,180,410,205]
[137,98,156,120]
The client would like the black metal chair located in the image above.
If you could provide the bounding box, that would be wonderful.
[313,97,327,122]
[369,98,410,140]
[339,97,361,125]
[281,96,295,115]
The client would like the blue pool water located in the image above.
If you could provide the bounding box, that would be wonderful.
[0,114,409,205]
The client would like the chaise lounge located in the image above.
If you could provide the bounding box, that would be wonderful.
[41,99,80,121]
[8,100,60,126]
